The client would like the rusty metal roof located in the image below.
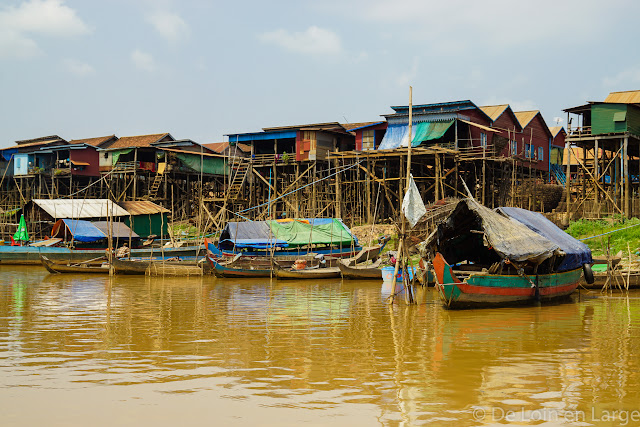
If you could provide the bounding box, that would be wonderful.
[479,105,509,121]
[118,201,170,215]
[32,199,129,218]
[102,133,173,149]
[604,90,640,104]
[69,135,117,147]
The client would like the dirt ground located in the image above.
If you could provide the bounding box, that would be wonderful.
[350,224,397,246]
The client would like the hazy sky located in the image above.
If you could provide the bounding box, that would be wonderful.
[2,0,640,147]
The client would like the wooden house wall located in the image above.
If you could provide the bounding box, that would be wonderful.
[520,115,550,172]
[490,111,521,157]
[70,148,100,177]
[463,109,493,148]
[591,103,628,135]
[355,123,387,151]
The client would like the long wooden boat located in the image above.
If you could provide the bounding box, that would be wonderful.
[338,258,383,279]
[271,260,341,279]
[209,255,272,278]
[111,257,205,276]
[208,242,361,260]
[40,255,110,274]
[0,244,204,265]
[433,253,582,309]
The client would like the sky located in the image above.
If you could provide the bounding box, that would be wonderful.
[1,0,640,148]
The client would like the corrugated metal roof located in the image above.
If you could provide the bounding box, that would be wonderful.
[604,90,640,104]
[32,199,129,219]
[92,221,140,238]
[514,110,540,128]
[69,135,117,147]
[118,201,170,215]
[479,104,509,121]
[204,142,251,153]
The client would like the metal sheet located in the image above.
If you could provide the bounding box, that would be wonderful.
[118,201,169,215]
[33,199,129,219]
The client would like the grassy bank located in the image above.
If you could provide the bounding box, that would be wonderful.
[565,217,640,257]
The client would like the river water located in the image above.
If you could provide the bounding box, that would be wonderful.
[1,266,639,426]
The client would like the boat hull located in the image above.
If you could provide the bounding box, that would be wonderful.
[209,256,273,278]
[272,261,341,279]
[338,259,382,280]
[433,253,582,309]
[0,245,204,265]
[208,242,361,260]
[40,255,110,274]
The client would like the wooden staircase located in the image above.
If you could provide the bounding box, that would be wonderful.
[226,158,249,201]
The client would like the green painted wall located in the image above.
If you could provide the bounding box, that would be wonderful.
[626,105,640,136]
[591,104,627,135]
[125,213,169,238]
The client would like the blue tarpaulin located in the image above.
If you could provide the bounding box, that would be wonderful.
[497,207,592,272]
[52,219,106,242]
[377,121,454,150]
[219,238,288,249]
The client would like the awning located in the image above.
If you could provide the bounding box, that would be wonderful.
[377,121,454,150]
[70,160,90,166]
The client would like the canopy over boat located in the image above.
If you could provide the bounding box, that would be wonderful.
[496,207,592,271]
[219,218,357,250]
[51,219,139,243]
[423,199,560,266]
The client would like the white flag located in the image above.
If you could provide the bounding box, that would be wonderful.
[402,174,427,228]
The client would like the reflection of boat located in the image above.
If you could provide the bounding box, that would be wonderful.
[338,258,383,279]
[423,199,592,309]
[272,260,341,279]
[40,255,110,274]
[111,258,205,276]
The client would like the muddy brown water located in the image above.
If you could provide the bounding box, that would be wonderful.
[1,265,639,426]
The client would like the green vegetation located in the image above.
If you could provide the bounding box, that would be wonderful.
[565,217,640,256]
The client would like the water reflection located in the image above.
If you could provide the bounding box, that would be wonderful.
[1,266,639,425]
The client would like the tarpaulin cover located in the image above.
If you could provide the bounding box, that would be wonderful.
[51,219,105,242]
[175,152,228,175]
[219,221,287,249]
[92,221,140,239]
[377,121,454,150]
[111,149,132,165]
[220,219,357,248]
[426,199,558,264]
[268,219,355,247]
[497,207,592,271]
[402,174,426,228]
[412,121,454,144]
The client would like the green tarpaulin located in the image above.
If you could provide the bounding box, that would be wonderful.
[112,149,133,165]
[268,219,354,247]
[411,120,454,146]
[175,152,228,175]
[13,214,29,241]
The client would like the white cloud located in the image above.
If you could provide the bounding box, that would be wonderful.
[64,59,94,76]
[131,49,156,72]
[0,0,89,59]
[603,66,640,88]
[259,26,343,56]
[147,10,189,44]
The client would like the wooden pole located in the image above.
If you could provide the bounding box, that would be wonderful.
[565,141,572,222]
[624,135,630,218]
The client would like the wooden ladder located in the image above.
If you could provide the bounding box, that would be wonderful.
[148,174,163,199]
[227,158,249,201]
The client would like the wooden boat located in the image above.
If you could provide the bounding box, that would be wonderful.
[338,258,383,279]
[271,260,341,279]
[0,244,204,265]
[433,253,582,308]
[209,253,321,278]
[40,255,110,274]
[421,200,592,309]
[111,257,206,276]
